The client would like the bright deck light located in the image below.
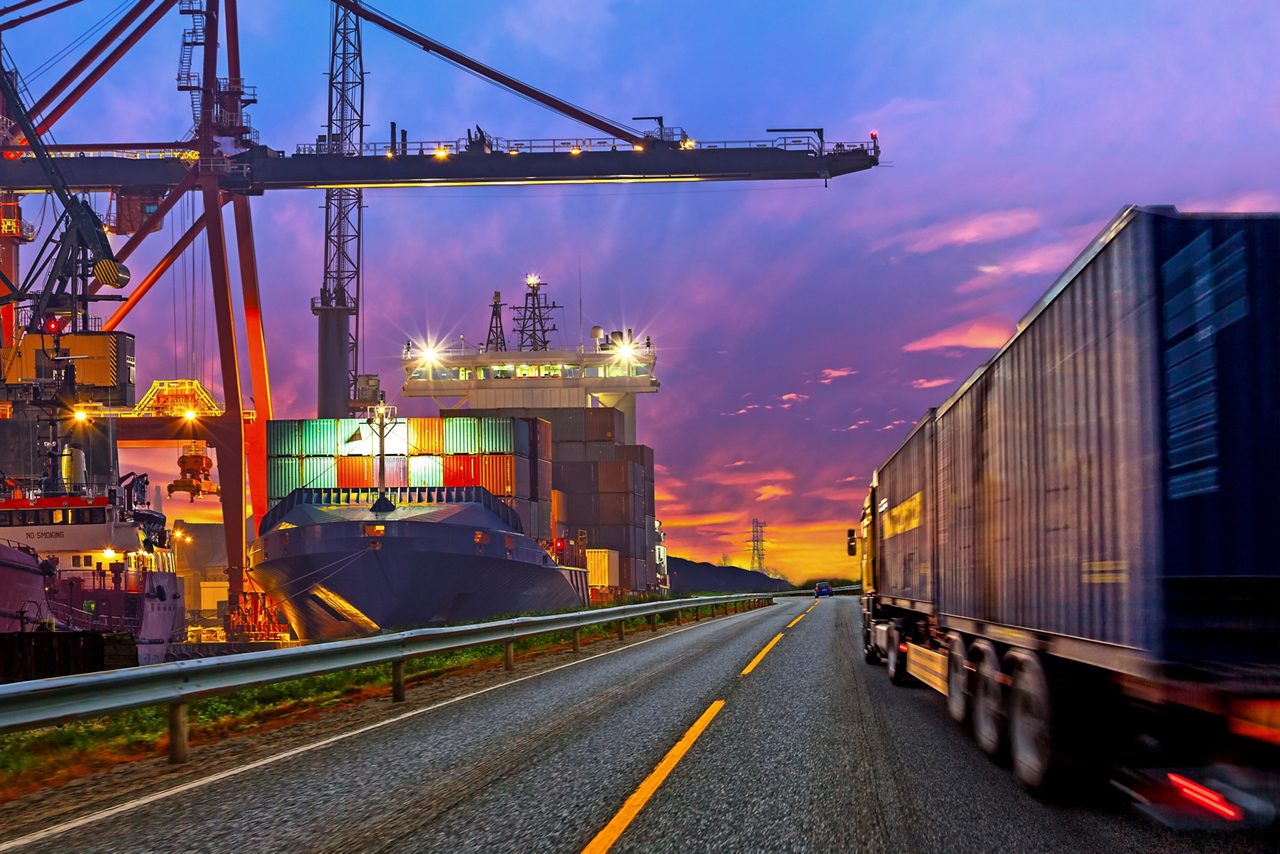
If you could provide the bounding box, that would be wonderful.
[73,409,88,422]
[183,410,197,421]
[433,146,448,158]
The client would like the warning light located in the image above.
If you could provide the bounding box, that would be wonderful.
[554,538,565,551]
[870,130,879,141]
[42,316,59,334]
[2,150,19,161]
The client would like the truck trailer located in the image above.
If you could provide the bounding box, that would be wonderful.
[856,205,1279,827]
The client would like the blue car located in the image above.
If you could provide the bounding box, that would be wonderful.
[815,581,834,598]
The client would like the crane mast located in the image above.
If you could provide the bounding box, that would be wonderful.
[313,1,364,418]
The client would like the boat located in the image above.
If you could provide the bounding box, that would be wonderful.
[249,485,585,640]
[0,539,47,632]
[0,469,186,664]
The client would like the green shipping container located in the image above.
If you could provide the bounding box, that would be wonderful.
[338,418,371,456]
[478,417,514,454]
[409,455,444,487]
[302,455,338,488]
[300,419,338,456]
[443,417,479,455]
[267,456,303,499]
[266,421,302,457]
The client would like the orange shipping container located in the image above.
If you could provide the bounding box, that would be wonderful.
[480,454,515,496]
[408,417,444,456]
[336,455,373,488]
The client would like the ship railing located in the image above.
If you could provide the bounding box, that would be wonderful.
[46,599,142,634]
[0,592,783,764]
[56,569,148,594]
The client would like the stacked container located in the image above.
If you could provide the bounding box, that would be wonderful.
[265,416,551,526]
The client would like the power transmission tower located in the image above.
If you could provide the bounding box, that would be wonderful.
[749,518,767,573]
[314,1,364,416]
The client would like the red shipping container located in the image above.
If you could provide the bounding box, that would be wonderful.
[480,454,515,496]
[380,456,409,488]
[443,454,480,487]
[336,455,373,488]
[408,418,444,456]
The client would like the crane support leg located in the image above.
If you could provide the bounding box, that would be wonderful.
[232,195,270,529]
[202,178,247,615]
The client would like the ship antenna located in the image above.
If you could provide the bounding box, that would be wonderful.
[511,273,561,351]
[367,398,396,514]
[485,291,508,352]
[578,256,584,352]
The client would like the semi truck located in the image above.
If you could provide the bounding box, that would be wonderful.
[855,206,1279,827]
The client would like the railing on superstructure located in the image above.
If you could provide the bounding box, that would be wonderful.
[296,134,875,158]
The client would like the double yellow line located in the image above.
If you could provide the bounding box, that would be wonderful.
[583,602,814,852]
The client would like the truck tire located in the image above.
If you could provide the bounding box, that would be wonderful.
[946,633,969,725]
[971,640,1006,757]
[863,628,879,664]
[886,623,908,685]
[1008,650,1056,793]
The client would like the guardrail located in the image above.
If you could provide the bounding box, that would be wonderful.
[774,585,861,597]
[0,593,776,763]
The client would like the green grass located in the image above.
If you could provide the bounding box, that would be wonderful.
[0,605,724,786]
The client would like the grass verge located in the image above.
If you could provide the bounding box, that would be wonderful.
[0,608,716,802]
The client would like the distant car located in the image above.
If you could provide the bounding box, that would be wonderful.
[815,582,834,598]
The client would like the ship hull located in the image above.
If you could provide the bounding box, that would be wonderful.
[0,544,47,632]
[251,525,582,641]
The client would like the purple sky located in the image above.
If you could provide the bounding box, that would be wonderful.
[10,1,1280,580]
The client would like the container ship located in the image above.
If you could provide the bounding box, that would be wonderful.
[251,278,666,638]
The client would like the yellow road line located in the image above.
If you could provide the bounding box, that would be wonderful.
[582,699,726,854]
[786,612,807,629]
[805,603,816,613]
[739,632,784,676]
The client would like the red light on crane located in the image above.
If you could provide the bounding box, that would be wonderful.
[870,130,879,141]
[554,538,565,552]
[2,150,19,161]
[42,316,60,334]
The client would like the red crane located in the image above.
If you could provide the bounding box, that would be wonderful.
[0,0,879,639]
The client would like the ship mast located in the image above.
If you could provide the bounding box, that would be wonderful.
[366,400,396,514]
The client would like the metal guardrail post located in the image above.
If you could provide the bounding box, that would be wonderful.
[504,641,515,671]
[675,609,683,626]
[616,619,626,641]
[168,702,189,764]
[572,627,581,652]
[648,614,658,632]
[694,606,701,622]
[391,659,406,702]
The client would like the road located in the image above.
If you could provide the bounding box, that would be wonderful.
[4,597,1275,853]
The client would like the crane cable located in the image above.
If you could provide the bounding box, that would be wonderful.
[356,0,645,141]
[23,0,132,84]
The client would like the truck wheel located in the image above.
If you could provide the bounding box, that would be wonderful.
[1008,650,1056,793]
[971,640,1006,757]
[863,628,879,664]
[946,633,969,725]
[886,623,908,685]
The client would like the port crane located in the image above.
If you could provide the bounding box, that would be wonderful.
[0,0,879,638]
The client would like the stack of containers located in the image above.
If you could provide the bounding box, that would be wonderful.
[266,419,339,510]
[264,417,550,526]
[439,406,657,590]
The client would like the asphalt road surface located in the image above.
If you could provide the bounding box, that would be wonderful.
[5,597,1275,853]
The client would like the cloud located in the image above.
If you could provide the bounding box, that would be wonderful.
[700,468,796,487]
[724,459,752,468]
[956,240,1081,293]
[755,484,793,502]
[877,420,908,431]
[501,1,619,63]
[903,317,1013,352]
[779,393,809,402]
[909,377,955,389]
[834,420,871,432]
[877,209,1041,254]
[819,368,858,384]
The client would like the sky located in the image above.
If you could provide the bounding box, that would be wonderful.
[6,1,1280,583]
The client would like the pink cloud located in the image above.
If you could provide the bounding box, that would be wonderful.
[903,317,1013,352]
[878,209,1041,254]
[878,420,907,431]
[956,240,1081,293]
[909,377,955,389]
[819,367,858,384]
[834,420,871,432]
